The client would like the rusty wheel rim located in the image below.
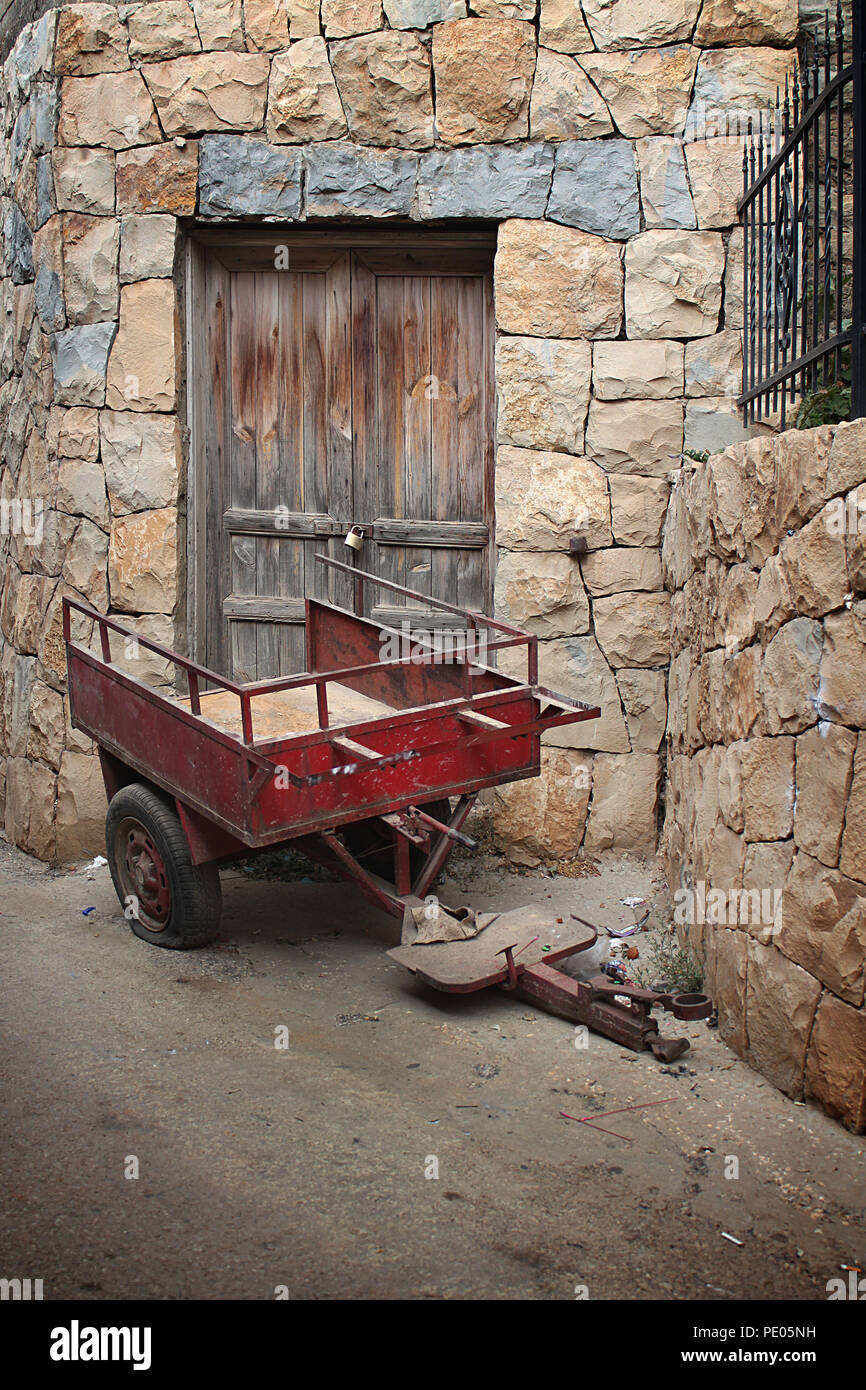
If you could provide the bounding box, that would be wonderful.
[115,817,171,932]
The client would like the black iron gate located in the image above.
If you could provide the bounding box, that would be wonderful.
[738,1,864,426]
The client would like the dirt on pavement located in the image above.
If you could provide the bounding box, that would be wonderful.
[1,834,863,1301]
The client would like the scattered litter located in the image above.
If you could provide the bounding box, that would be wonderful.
[607,923,639,939]
[84,855,108,871]
[81,907,96,916]
[625,946,640,960]
[620,897,645,909]
[721,1232,744,1247]
[167,1049,176,1055]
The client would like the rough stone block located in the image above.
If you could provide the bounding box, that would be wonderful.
[538,0,594,52]
[804,992,866,1133]
[495,335,591,453]
[100,410,181,512]
[581,0,700,48]
[199,136,302,217]
[728,735,794,842]
[106,278,176,413]
[840,733,866,887]
[826,418,866,497]
[55,3,129,76]
[495,445,611,550]
[609,475,670,546]
[547,139,639,239]
[495,219,622,339]
[626,229,724,338]
[529,47,612,141]
[745,939,820,1098]
[59,71,160,148]
[818,606,866,728]
[62,213,119,325]
[760,616,822,736]
[684,137,747,228]
[779,504,850,620]
[109,508,178,614]
[51,322,116,406]
[499,635,630,751]
[57,456,109,526]
[684,329,743,397]
[116,143,198,216]
[56,751,106,862]
[586,399,683,477]
[780,851,866,1006]
[119,215,176,281]
[494,550,590,637]
[141,52,270,136]
[127,2,202,60]
[583,752,661,852]
[592,339,684,401]
[4,756,56,860]
[704,922,748,1055]
[695,0,798,48]
[190,0,245,48]
[593,591,671,667]
[268,38,348,142]
[244,0,290,48]
[580,44,699,138]
[384,0,464,26]
[636,136,696,229]
[305,144,416,217]
[322,0,383,36]
[416,143,553,219]
[794,721,856,870]
[580,546,663,596]
[432,19,536,145]
[493,746,592,862]
[686,47,797,138]
[331,32,434,148]
[51,146,115,215]
[616,667,667,752]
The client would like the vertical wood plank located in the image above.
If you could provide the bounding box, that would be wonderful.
[431,275,460,609]
[255,273,280,679]
[200,249,231,678]
[351,252,378,612]
[402,274,432,613]
[278,270,306,673]
[376,274,405,600]
[456,274,490,613]
[326,253,353,613]
[302,271,329,610]
[229,272,258,681]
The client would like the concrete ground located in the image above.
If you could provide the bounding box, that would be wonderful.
[0,833,863,1301]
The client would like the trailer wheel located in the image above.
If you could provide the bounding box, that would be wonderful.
[342,798,453,884]
[106,783,222,949]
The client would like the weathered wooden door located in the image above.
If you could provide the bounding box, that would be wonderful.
[189,231,495,681]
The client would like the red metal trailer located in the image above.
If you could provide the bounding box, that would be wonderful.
[63,555,710,1060]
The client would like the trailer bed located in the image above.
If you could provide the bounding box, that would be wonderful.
[176,683,392,742]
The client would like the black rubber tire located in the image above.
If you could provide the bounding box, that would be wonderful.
[341,798,453,884]
[105,783,222,949]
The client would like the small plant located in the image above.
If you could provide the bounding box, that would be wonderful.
[795,378,852,428]
[632,927,704,994]
[682,448,711,464]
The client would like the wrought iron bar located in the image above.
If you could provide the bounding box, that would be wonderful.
[738,4,862,423]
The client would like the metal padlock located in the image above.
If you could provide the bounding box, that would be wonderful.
[344,525,365,551]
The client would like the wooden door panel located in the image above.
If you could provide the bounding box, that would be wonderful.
[200,236,494,680]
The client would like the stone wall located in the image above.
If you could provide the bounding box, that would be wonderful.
[0,0,803,866]
[662,419,866,1132]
